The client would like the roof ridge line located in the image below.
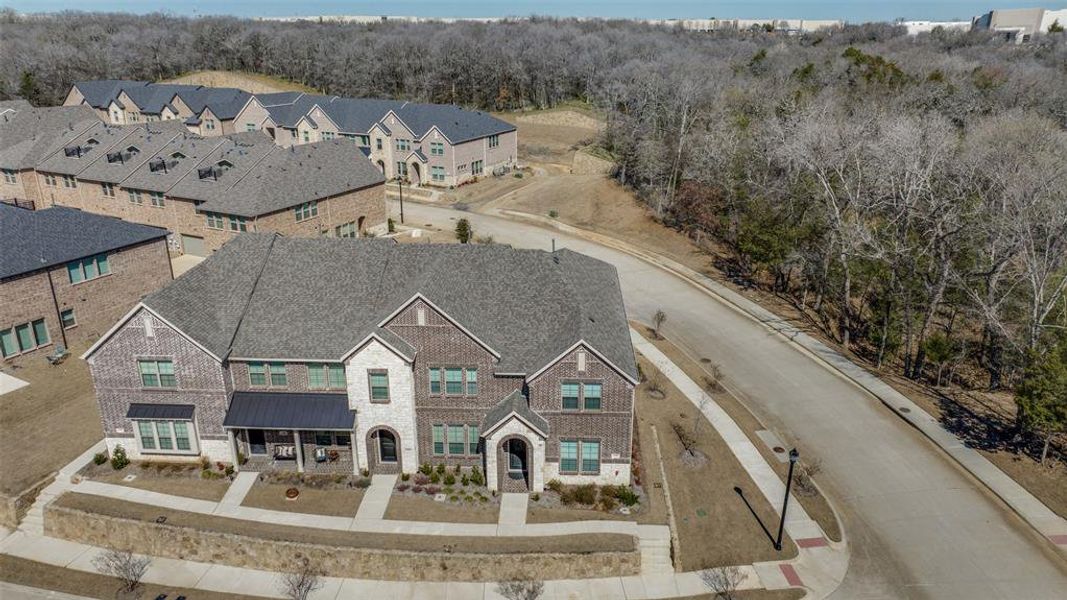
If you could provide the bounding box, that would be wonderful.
[222,235,279,360]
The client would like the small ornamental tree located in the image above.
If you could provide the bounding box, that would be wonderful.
[496,579,544,600]
[455,218,472,243]
[652,309,667,339]
[93,548,151,600]
[1015,333,1067,465]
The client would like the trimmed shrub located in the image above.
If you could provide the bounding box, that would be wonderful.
[429,471,441,484]
[361,468,371,477]
[93,452,108,466]
[573,484,597,505]
[396,484,411,492]
[470,466,485,486]
[444,473,456,486]
[414,473,430,485]
[425,485,441,496]
[419,463,433,476]
[436,463,446,475]
[400,472,411,482]
[201,469,223,480]
[546,479,564,494]
[412,485,424,494]
[110,445,129,470]
[354,478,373,489]
[461,474,470,486]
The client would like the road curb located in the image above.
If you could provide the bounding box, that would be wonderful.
[495,208,1067,560]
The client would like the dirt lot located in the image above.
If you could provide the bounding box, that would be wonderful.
[164,70,314,93]
[56,492,633,554]
[384,493,499,524]
[0,342,102,496]
[82,461,232,502]
[633,355,798,570]
[0,555,264,600]
[637,326,843,543]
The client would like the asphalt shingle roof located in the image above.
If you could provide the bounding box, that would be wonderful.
[72,80,149,108]
[142,235,638,381]
[0,105,99,170]
[34,122,139,176]
[74,121,186,184]
[392,102,515,144]
[120,133,228,193]
[165,132,276,203]
[0,204,168,280]
[483,390,550,436]
[195,139,385,218]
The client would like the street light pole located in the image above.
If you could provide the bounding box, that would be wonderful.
[396,176,405,225]
[775,448,799,551]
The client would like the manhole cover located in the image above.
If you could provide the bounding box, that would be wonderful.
[696,508,708,518]
[772,446,785,453]
[898,406,911,413]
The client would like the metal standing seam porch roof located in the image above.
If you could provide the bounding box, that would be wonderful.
[126,403,196,420]
[223,391,355,430]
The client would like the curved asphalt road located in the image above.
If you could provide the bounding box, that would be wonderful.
[399,201,1067,599]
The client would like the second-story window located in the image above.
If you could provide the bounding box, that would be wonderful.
[430,142,444,156]
[428,367,478,396]
[44,174,57,187]
[294,201,318,222]
[205,212,224,230]
[376,138,383,150]
[62,175,77,189]
[489,134,499,149]
[67,254,110,284]
[228,216,248,232]
[308,363,346,389]
[245,123,256,132]
[561,381,602,411]
[248,362,286,387]
[139,359,176,388]
[1,169,16,183]
[369,370,390,402]
[302,130,310,143]
[101,182,115,197]
[205,120,216,131]
[128,189,143,205]
[396,139,411,152]
[149,191,164,207]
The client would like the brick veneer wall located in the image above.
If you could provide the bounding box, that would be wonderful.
[1,238,171,362]
[255,183,386,239]
[385,300,523,469]
[88,308,230,461]
[528,346,635,468]
[0,169,43,207]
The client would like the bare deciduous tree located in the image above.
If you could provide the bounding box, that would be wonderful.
[92,548,151,600]
[700,565,746,599]
[278,558,323,600]
[652,309,667,339]
[495,579,545,600]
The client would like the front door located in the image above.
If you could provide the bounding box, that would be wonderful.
[248,429,266,455]
[507,439,527,478]
[378,430,397,463]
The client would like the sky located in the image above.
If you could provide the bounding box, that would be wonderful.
[5,1,1067,23]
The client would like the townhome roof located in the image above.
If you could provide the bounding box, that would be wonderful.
[173,88,251,120]
[0,105,99,170]
[136,234,638,381]
[0,204,168,280]
[72,80,149,108]
[34,122,139,176]
[323,97,406,133]
[194,139,385,218]
[74,121,185,184]
[120,133,229,193]
[122,84,205,116]
[0,99,32,114]
[166,132,276,203]
[392,102,515,144]
[261,94,336,128]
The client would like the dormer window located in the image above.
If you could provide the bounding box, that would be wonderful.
[86,138,99,146]
[148,157,167,173]
[106,151,122,164]
[64,146,83,158]
[126,146,140,156]
[171,152,186,160]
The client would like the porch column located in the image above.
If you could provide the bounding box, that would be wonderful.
[227,429,240,472]
[353,428,361,476]
[293,430,305,474]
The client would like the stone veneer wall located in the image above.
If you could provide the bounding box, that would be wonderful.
[46,503,640,581]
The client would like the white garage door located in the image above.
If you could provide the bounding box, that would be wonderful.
[181,234,207,257]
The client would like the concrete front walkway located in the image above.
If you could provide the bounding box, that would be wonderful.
[354,474,398,521]
[217,471,258,509]
[499,493,528,526]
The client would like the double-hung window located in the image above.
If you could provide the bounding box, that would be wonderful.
[583,383,602,410]
[429,368,441,394]
[322,131,335,141]
[60,309,76,329]
[245,123,256,132]
[149,191,164,207]
[466,368,477,395]
[205,120,216,131]
[205,212,224,230]
[137,420,195,453]
[376,138,383,150]
[62,175,77,189]
[432,424,446,455]
[228,216,247,232]
[302,130,310,143]
[248,362,286,387]
[0,319,49,357]
[489,134,499,149]
[396,139,411,152]
[468,425,480,455]
[2,169,16,183]
[369,370,390,402]
[472,160,484,176]
[430,141,444,156]
[308,363,346,389]
[128,189,143,204]
[335,222,357,238]
[101,182,115,197]
[431,166,445,182]
[561,382,580,410]
[396,162,408,177]
[139,360,176,388]
[44,174,57,187]
[67,254,110,283]
[560,440,600,474]
[445,368,463,394]
[294,201,318,222]
[447,425,465,455]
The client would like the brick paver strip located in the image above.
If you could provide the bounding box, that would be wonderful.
[796,537,829,548]
[1049,534,1067,545]
[779,563,803,587]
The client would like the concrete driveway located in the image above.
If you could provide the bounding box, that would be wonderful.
[397,201,1067,599]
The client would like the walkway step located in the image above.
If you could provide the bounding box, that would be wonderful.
[498,493,528,526]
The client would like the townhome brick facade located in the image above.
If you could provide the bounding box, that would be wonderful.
[85,236,637,493]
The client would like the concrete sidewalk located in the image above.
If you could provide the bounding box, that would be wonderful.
[353,474,398,521]
[506,207,1067,556]
[216,471,257,510]
[499,494,528,526]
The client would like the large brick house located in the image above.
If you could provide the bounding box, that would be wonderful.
[0,203,172,361]
[65,81,517,188]
[83,235,638,493]
[6,102,387,256]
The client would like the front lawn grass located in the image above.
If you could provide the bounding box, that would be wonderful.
[384,493,499,523]
[55,492,634,555]
[82,461,231,502]
[241,481,363,517]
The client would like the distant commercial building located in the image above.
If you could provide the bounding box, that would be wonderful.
[901,20,972,35]
[656,18,843,33]
[971,7,1067,42]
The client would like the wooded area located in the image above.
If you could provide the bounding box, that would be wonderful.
[2,11,1065,453]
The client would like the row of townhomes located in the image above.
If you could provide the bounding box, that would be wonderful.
[0,203,173,361]
[1,102,386,256]
[65,80,518,187]
[82,235,638,493]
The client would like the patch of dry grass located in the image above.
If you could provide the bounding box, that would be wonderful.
[241,481,363,517]
[163,70,314,93]
[384,493,499,523]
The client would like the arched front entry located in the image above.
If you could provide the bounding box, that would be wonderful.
[409,162,422,186]
[357,216,366,236]
[376,159,385,174]
[366,426,401,474]
[496,435,532,492]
